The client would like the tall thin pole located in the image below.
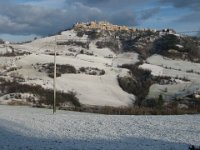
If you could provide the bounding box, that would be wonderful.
[5,41,10,54]
[5,43,8,53]
[53,38,56,114]
[5,42,9,69]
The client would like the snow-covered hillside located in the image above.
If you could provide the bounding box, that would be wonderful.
[140,55,200,100]
[0,22,200,109]
[0,29,138,107]
[0,105,199,150]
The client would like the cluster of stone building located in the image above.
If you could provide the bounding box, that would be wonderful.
[74,21,179,38]
[74,21,136,32]
[74,21,177,35]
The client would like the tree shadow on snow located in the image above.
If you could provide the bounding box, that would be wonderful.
[0,119,194,150]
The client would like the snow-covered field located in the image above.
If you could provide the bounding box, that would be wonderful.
[0,105,199,150]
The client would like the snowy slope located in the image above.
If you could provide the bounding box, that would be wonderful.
[1,26,200,107]
[0,105,199,150]
[0,45,12,54]
[11,53,134,107]
[113,52,139,67]
[0,28,137,107]
[139,55,200,99]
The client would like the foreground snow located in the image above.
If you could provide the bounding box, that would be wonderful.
[0,106,199,150]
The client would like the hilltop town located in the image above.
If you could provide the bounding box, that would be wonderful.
[74,21,134,31]
[74,21,178,35]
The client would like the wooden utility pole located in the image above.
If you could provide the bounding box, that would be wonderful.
[5,41,9,53]
[53,37,57,114]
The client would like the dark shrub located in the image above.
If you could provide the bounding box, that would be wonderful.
[80,50,84,54]
[37,63,76,78]
[48,72,61,78]
[118,63,153,106]
[78,67,105,76]
[0,80,80,107]
[86,30,101,40]
[57,40,89,49]
[142,95,164,108]
[96,40,119,52]
[0,50,31,57]
[58,64,76,74]
[99,70,105,75]
[77,31,84,37]
[151,34,180,55]
[118,76,136,94]
[181,37,200,59]
[79,67,86,72]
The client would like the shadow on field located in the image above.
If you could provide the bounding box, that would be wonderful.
[0,119,191,150]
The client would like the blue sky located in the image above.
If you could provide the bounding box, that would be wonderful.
[0,0,199,42]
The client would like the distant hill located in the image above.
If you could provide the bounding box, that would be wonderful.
[74,21,200,62]
[0,21,200,114]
